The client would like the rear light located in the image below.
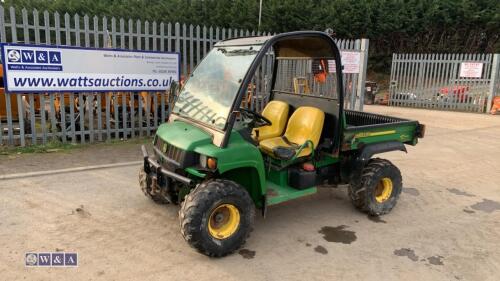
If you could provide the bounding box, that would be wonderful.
[417,124,426,138]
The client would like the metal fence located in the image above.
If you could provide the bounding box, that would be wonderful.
[389,53,500,113]
[0,6,368,146]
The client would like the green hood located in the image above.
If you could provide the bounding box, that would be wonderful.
[155,120,212,151]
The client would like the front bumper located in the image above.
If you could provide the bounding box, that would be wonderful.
[141,145,192,185]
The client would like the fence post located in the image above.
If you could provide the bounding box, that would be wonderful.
[356,38,369,110]
[0,6,6,42]
[486,54,499,113]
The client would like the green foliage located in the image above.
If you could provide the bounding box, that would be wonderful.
[3,0,499,72]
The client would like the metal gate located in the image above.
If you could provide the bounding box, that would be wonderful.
[389,53,500,113]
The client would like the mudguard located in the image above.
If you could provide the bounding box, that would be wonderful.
[347,141,407,184]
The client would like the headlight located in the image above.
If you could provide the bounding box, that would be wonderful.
[199,154,207,168]
[199,155,217,169]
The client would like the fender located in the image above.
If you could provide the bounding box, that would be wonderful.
[219,165,265,208]
[347,141,407,184]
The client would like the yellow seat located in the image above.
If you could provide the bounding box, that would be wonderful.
[260,106,324,159]
[252,100,289,142]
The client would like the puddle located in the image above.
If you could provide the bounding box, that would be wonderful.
[403,188,420,196]
[427,255,444,265]
[394,248,419,262]
[318,225,357,244]
[238,249,256,259]
[471,199,500,213]
[463,209,475,214]
[314,245,328,255]
[447,188,475,197]
[367,215,387,223]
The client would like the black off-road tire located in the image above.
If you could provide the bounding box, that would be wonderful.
[138,166,170,204]
[348,158,402,216]
[179,179,255,257]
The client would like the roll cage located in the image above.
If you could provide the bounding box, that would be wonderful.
[171,31,345,151]
[223,31,345,149]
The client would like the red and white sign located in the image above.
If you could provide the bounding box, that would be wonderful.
[459,62,483,78]
[328,51,361,74]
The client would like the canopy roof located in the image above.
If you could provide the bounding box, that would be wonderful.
[214,36,272,47]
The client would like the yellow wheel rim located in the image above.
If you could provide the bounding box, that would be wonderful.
[375,177,393,203]
[208,204,240,239]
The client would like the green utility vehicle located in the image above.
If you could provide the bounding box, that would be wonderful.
[139,31,425,257]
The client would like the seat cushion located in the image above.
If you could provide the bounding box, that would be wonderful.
[252,100,289,142]
[284,106,324,146]
[259,106,324,159]
[259,137,312,159]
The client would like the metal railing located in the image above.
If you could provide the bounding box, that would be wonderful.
[389,53,500,113]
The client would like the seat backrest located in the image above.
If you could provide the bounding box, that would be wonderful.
[254,100,289,141]
[284,106,324,147]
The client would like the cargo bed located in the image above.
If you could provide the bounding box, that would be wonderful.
[342,110,424,150]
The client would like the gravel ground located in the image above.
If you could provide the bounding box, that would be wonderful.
[1,105,499,281]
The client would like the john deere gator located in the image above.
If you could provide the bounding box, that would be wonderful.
[138,31,425,257]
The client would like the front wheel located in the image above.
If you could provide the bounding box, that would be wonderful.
[348,158,402,216]
[179,179,255,257]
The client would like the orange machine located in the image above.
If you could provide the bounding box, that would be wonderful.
[0,88,21,121]
[491,96,500,115]
[0,65,21,121]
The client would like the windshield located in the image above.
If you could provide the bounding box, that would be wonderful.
[172,45,261,129]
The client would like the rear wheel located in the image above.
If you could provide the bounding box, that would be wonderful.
[348,158,402,216]
[179,179,255,257]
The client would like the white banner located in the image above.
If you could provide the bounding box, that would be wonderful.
[327,51,361,74]
[459,62,483,78]
[1,43,180,92]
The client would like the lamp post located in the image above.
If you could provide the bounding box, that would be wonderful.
[258,0,263,32]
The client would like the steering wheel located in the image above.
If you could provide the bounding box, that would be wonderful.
[239,107,272,128]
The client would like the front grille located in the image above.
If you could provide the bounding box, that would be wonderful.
[165,143,183,164]
[154,138,197,170]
